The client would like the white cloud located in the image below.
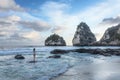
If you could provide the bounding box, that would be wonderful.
[23,31,40,40]
[99,16,120,26]
[0,14,51,46]
[8,15,21,22]
[0,0,52,46]
[41,1,70,25]
[0,15,20,37]
[18,20,51,32]
[51,26,67,33]
[22,31,43,45]
[0,0,23,12]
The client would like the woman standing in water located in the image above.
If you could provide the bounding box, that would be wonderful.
[33,48,36,62]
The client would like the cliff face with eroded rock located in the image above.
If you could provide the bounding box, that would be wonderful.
[72,22,96,46]
[93,24,120,46]
[45,34,66,46]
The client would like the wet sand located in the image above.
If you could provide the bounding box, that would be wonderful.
[52,57,120,80]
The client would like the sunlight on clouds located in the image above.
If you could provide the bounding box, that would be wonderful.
[8,15,21,22]
[41,1,70,25]
[23,31,41,40]
[95,33,103,41]
[0,14,50,45]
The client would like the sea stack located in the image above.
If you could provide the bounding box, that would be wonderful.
[45,34,66,46]
[99,24,120,45]
[72,22,96,46]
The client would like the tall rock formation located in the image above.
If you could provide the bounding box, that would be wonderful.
[72,22,96,46]
[45,34,66,46]
[99,24,120,45]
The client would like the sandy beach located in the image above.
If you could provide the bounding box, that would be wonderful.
[52,56,120,80]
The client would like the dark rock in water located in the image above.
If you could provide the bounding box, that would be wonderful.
[29,61,37,63]
[74,48,120,56]
[72,22,96,46]
[96,24,120,46]
[50,48,120,56]
[50,49,69,54]
[48,55,61,58]
[15,54,25,59]
[45,34,66,46]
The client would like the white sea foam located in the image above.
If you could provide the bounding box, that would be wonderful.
[0,46,120,80]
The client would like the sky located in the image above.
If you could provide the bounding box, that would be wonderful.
[0,0,120,46]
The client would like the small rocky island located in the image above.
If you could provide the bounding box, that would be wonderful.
[93,24,120,46]
[72,22,120,46]
[45,22,120,46]
[45,34,66,46]
[72,22,96,46]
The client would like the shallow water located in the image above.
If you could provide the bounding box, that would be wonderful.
[0,46,120,80]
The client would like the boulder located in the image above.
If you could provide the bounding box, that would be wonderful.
[29,61,37,63]
[48,55,61,58]
[72,22,96,46]
[93,48,105,54]
[50,49,69,54]
[45,34,66,46]
[99,24,120,46]
[15,54,25,59]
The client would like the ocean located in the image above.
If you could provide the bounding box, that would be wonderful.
[0,46,120,80]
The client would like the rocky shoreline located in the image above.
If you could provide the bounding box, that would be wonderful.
[51,48,120,56]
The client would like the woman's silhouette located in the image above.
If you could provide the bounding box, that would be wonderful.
[33,48,36,62]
